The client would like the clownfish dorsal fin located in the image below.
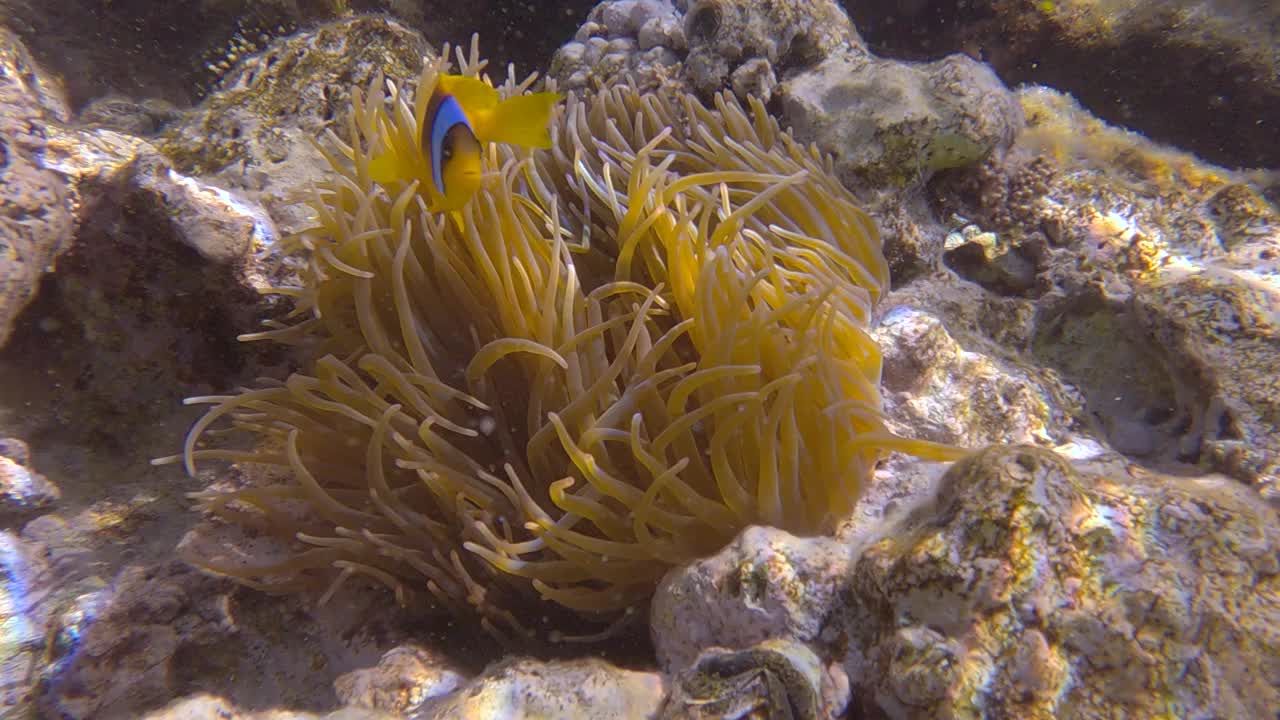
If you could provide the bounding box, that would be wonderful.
[438,74,501,115]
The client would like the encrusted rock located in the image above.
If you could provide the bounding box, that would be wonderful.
[781,51,1023,191]
[78,95,182,136]
[651,527,848,674]
[930,85,1280,496]
[0,436,59,517]
[33,554,423,719]
[42,133,277,264]
[1132,273,1280,502]
[5,124,283,443]
[3,24,423,447]
[415,657,665,719]
[35,563,234,718]
[0,530,55,711]
[553,0,686,93]
[554,0,858,99]
[0,29,76,345]
[843,0,1280,169]
[158,16,430,232]
[845,445,1280,718]
[873,305,1080,450]
[651,444,1280,718]
[553,1,1021,192]
[142,693,397,719]
[681,0,856,102]
[334,645,466,715]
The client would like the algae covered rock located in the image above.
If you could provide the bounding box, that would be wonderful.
[652,527,849,674]
[873,304,1081,450]
[781,51,1023,191]
[333,645,466,716]
[0,28,76,345]
[157,15,430,229]
[1131,272,1280,501]
[846,445,1280,719]
[650,445,1280,719]
[413,658,666,720]
[844,0,1280,170]
[928,84,1280,499]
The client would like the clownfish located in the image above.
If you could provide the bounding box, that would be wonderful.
[368,74,562,218]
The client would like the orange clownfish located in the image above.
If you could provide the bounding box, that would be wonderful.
[369,74,562,215]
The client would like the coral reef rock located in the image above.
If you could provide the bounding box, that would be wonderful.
[0,529,54,711]
[781,51,1023,192]
[0,23,388,450]
[844,0,1280,169]
[552,0,687,91]
[0,29,76,345]
[652,527,848,674]
[929,85,1280,501]
[1130,273,1280,499]
[873,303,1081,450]
[34,562,236,718]
[413,658,666,720]
[552,0,1023,193]
[158,16,430,230]
[553,0,858,98]
[32,554,425,718]
[680,0,858,102]
[158,653,664,720]
[0,436,60,517]
[652,446,1280,719]
[143,693,396,720]
[334,645,467,716]
[846,445,1280,719]
[4,119,282,444]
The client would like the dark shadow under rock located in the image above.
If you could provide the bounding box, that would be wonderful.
[0,0,595,114]
[0,172,279,452]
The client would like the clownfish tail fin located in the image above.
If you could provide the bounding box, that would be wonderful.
[482,92,563,149]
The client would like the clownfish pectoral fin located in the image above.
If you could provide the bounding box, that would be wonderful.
[448,210,466,234]
[481,92,563,149]
[368,148,410,186]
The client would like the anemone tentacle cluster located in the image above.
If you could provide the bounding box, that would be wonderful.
[173,39,964,639]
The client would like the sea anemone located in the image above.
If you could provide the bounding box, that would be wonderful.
[164,38,966,641]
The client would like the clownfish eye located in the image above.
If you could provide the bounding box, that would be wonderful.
[441,134,454,162]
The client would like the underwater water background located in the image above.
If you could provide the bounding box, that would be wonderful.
[1,1,1278,718]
